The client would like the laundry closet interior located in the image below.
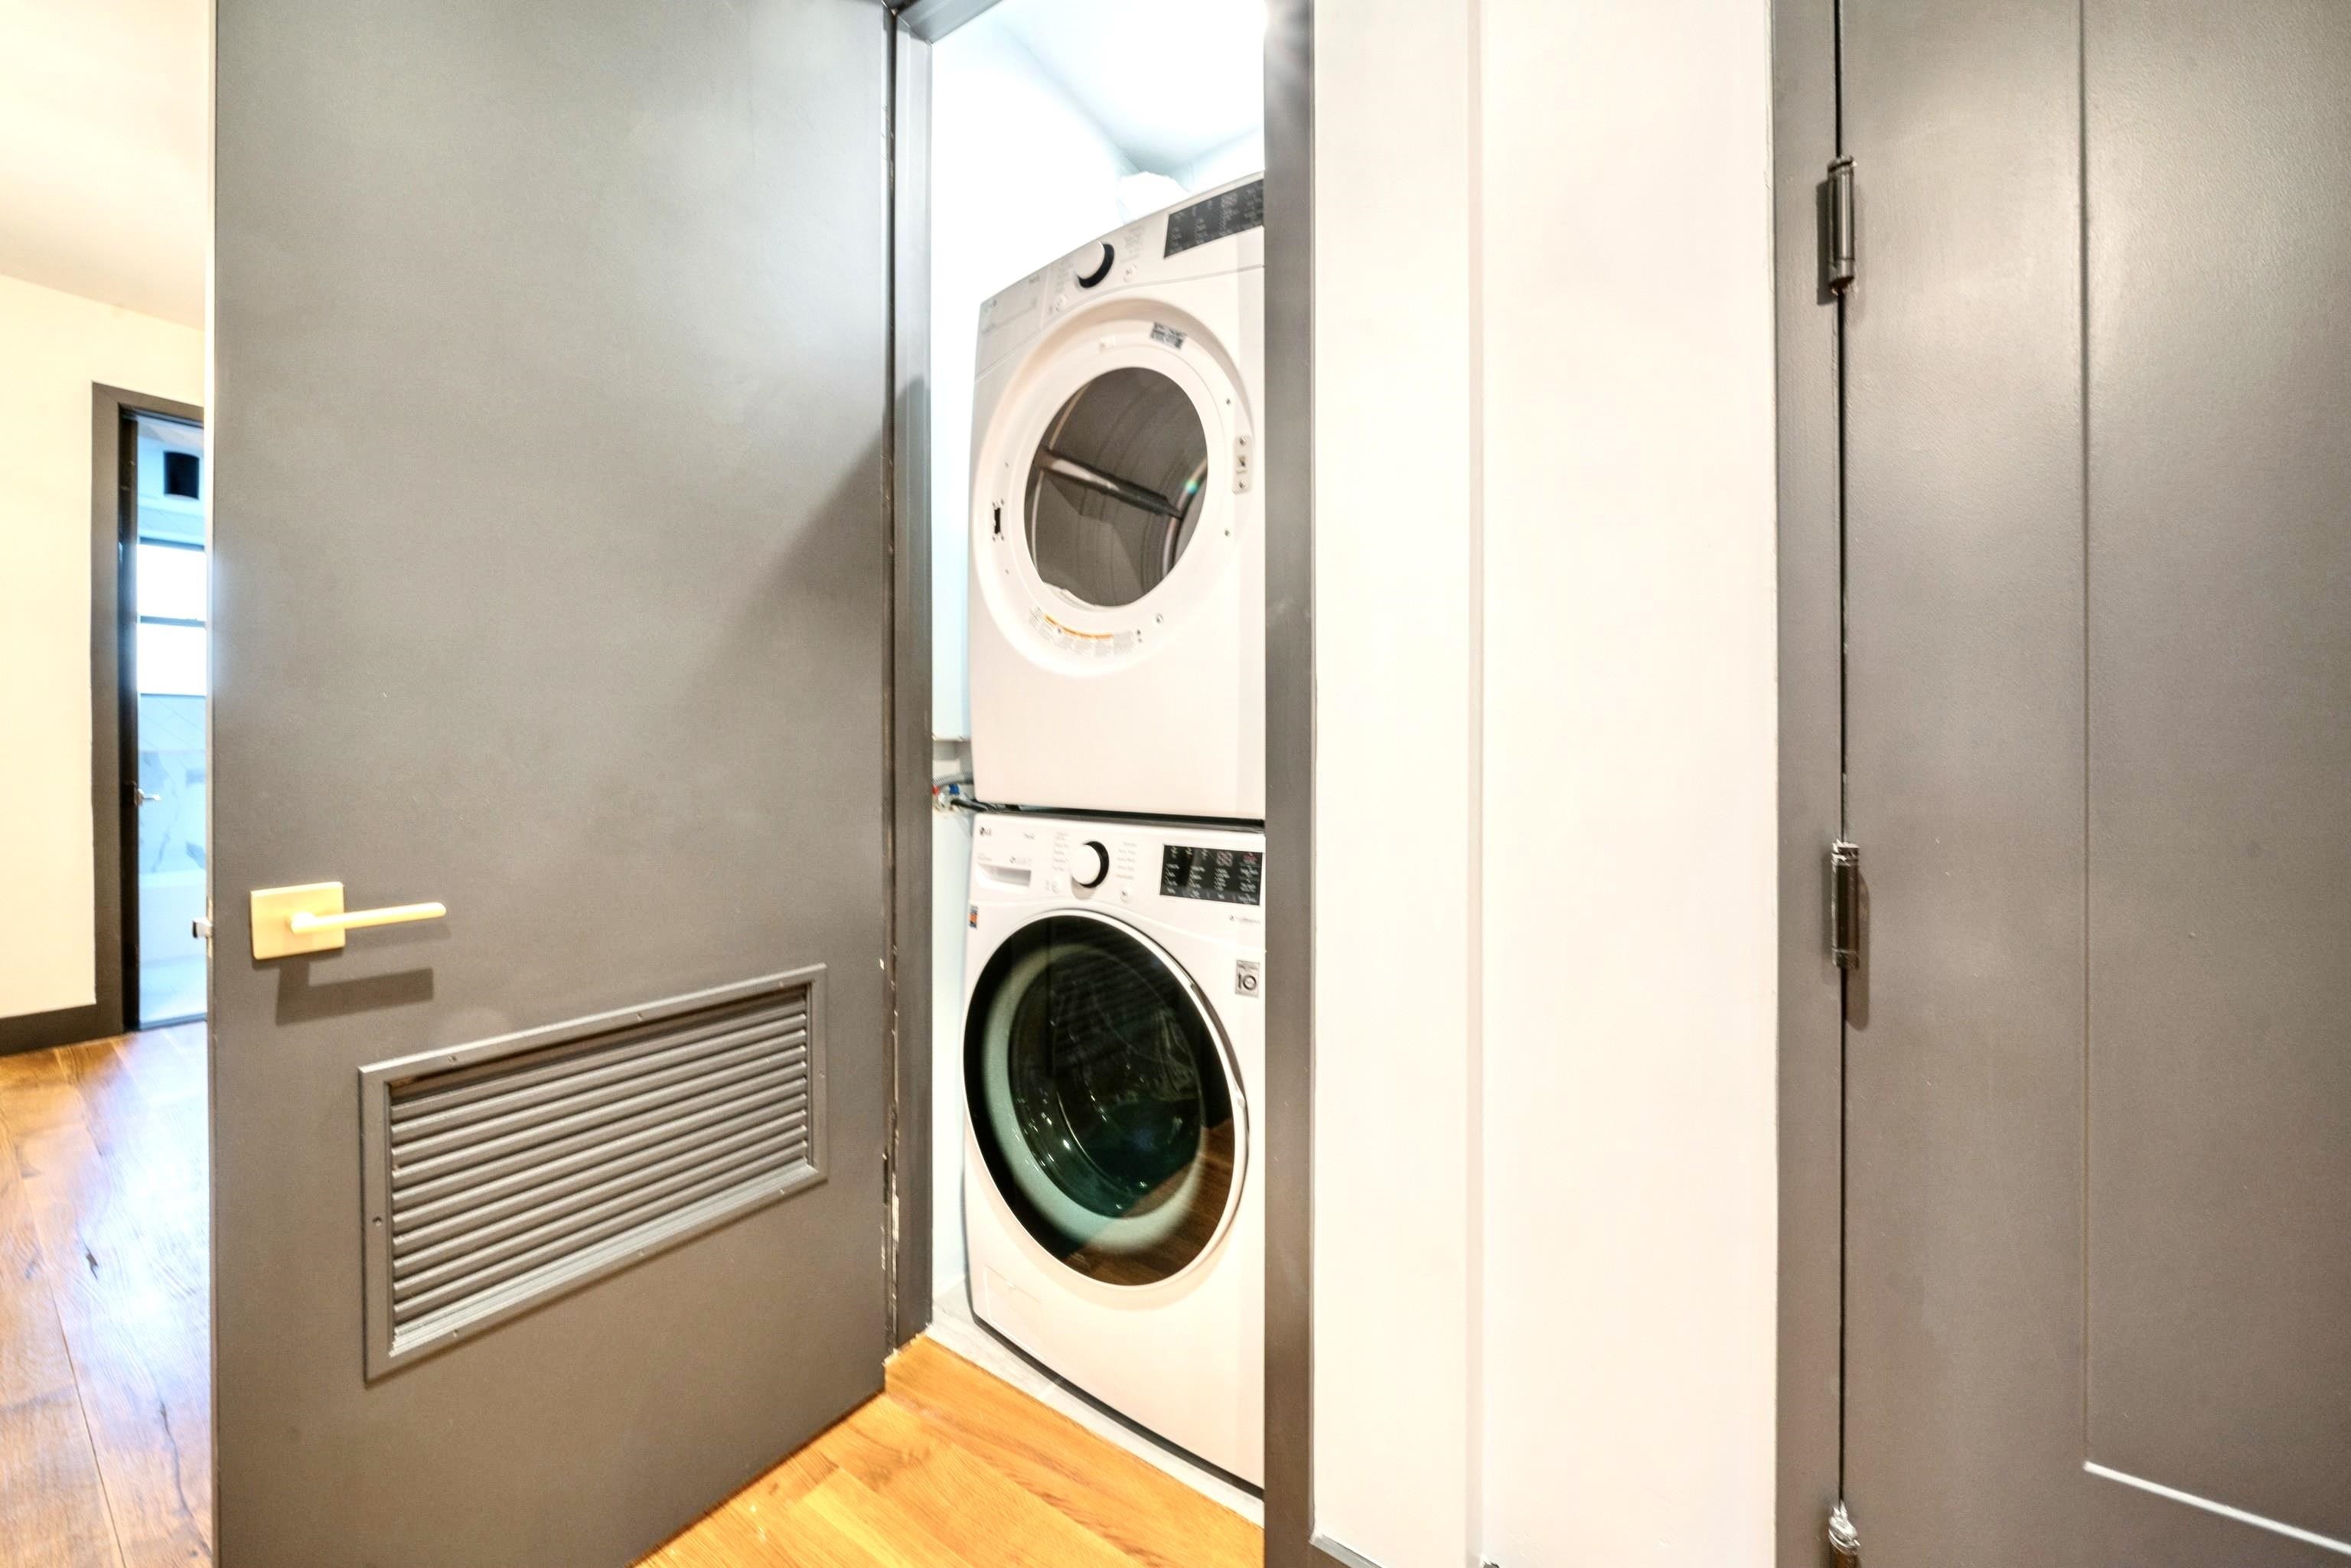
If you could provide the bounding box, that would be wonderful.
[902,0,1273,1525]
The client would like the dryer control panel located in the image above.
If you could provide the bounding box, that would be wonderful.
[972,171,1267,377]
[1163,178,1265,258]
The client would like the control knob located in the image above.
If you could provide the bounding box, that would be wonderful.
[1071,840,1110,889]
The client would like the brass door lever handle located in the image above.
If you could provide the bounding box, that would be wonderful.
[289,902,445,935]
[250,882,446,959]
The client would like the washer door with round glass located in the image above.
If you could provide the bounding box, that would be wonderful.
[966,914,1242,1289]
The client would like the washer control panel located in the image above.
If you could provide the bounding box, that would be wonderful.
[972,817,1266,918]
[1159,843,1262,905]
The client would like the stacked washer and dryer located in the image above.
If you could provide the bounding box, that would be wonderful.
[959,174,1268,1487]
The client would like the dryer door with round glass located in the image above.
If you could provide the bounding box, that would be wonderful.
[965,913,1243,1288]
[1027,367,1208,608]
[973,305,1253,670]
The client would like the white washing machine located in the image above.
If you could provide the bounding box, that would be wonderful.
[961,811,1264,1485]
[968,176,1266,821]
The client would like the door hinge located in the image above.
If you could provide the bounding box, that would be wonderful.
[1826,155,1856,292]
[1828,1499,1861,1563]
[1829,840,1862,969]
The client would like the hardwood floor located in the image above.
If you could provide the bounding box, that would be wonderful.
[645,1338,1260,1568]
[0,1026,1260,1568]
[0,1025,210,1568]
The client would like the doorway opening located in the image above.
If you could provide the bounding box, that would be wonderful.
[125,411,210,1028]
[914,0,1270,1534]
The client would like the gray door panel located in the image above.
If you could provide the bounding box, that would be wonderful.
[1841,0,2091,1558]
[210,3,891,1564]
[2082,0,2351,1544]
[1844,1,2351,1561]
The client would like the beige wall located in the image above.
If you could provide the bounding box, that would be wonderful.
[0,270,204,1021]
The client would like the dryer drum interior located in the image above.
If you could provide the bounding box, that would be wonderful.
[1025,367,1210,609]
[967,914,1238,1287]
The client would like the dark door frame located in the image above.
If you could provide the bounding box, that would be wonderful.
[115,396,208,1038]
[885,0,1321,1559]
[1773,0,1852,1560]
[0,384,204,1058]
[1257,1,1321,1563]
[885,0,937,1355]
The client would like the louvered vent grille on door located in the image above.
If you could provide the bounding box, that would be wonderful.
[359,970,823,1377]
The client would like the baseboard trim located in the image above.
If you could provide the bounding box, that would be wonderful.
[1311,1534,1387,1568]
[0,1003,112,1058]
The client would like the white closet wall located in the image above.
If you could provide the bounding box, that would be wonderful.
[928,22,1134,742]
[1311,2,1779,1563]
[1175,130,1267,193]
[1309,1,1482,1563]
[1475,0,1779,1560]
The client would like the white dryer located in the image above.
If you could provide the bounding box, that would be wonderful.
[968,176,1266,821]
[961,811,1264,1485]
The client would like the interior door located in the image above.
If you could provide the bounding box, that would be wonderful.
[1842,2,2351,1562]
[209,3,893,1564]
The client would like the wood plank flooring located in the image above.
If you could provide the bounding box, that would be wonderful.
[0,1027,1260,1568]
[0,1024,210,1568]
[644,1338,1260,1568]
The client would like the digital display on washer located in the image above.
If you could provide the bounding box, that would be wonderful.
[1161,845,1263,905]
[1163,179,1266,258]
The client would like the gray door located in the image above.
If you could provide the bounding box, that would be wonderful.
[1842,2,2351,1562]
[209,3,892,1564]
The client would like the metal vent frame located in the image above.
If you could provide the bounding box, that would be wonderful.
[359,967,827,1380]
